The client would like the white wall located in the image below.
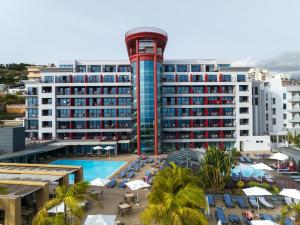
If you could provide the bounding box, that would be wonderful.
[240,136,271,152]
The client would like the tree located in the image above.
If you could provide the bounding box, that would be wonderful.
[280,202,300,224]
[32,181,97,225]
[198,147,234,192]
[141,162,208,225]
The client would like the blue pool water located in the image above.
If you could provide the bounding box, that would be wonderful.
[50,159,126,182]
[231,164,265,177]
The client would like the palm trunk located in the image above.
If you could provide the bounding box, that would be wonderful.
[64,202,67,225]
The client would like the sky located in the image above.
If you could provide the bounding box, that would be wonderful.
[0,0,300,76]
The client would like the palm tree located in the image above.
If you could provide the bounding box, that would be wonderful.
[198,146,234,191]
[32,181,97,225]
[141,162,209,225]
[280,202,300,224]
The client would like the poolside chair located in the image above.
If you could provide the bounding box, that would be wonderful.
[118,170,126,178]
[253,175,262,182]
[258,197,274,209]
[139,161,144,168]
[118,179,127,189]
[265,177,274,183]
[125,166,132,173]
[284,197,293,205]
[259,213,275,221]
[237,196,248,209]
[285,217,295,225]
[228,214,241,225]
[134,164,139,172]
[245,157,252,163]
[215,207,228,225]
[107,178,117,188]
[239,157,246,163]
[207,194,215,207]
[224,194,235,208]
[249,197,259,208]
[127,171,135,179]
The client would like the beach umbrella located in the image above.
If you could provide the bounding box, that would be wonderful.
[251,163,273,171]
[104,146,114,150]
[84,214,116,225]
[90,178,111,187]
[48,202,86,214]
[242,187,272,212]
[279,188,300,200]
[217,220,222,225]
[125,180,150,204]
[93,146,103,150]
[269,152,289,172]
[250,220,279,225]
[205,196,210,216]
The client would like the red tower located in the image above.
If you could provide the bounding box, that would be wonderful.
[125,27,168,156]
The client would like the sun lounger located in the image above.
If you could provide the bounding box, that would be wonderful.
[241,176,251,182]
[259,213,275,221]
[228,214,240,224]
[224,194,235,208]
[127,171,135,179]
[265,177,274,183]
[284,197,293,205]
[107,178,116,188]
[145,170,151,178]
[207,194,215,207]
[285,217,295,225]
[215,207,228,224]
[290,175,300,179]
[125,166,132,172]
[118,179,127,189]
[118,170,126,178]
[245,157,252,163]
[134,164,139,172]
[258,197,274,209]
[249,197,259,208]
[253,176,263,182]
[237,196,248,209]
[239,157,246,163]
[139,161,144,168]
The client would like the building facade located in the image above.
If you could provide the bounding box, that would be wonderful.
[25,27,254,154]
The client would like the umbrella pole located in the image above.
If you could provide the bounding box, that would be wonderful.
[257,197,260,212]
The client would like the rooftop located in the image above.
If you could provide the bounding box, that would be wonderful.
[125,27,168,38]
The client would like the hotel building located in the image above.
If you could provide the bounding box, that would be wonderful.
[25,27,254,155]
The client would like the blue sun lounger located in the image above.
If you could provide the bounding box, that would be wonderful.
[285,217,295,225]
[145,170,151,178]
[259,214,275,221]
[224,194,235,208]
[118,170,126,178]
[118,179,127,189]
[245,157,252,163]
[239,157,246,163]
[107,178,116,188]
[237,196,248,209]
[228,214,240,224]
[134,164,139,172]
[207,194,215,207]
[249,197,259,208]
[127,171,135,179]
[215,207,228,224]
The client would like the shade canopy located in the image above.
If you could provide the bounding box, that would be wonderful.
[93,146,103,150]
[104,146,114,150]
[251,163,273,171]
[250,220,279,225]
[279,188,300,200]
[242,187,273,196]
[90,178,111,187]
[125,180,150,191]
[269,152,289,161]
[84,214,116,225]
[48,202,85,213]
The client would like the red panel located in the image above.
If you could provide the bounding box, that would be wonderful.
[154,41,158,156]
[218,73,223,82]
[204,74,208,82]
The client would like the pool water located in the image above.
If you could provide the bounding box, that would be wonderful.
[231,164,265,177]
[50,159,126,182]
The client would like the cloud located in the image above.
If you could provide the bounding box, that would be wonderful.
[233,51,300,78]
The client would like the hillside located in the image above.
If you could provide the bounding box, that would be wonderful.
[0,63,32,85]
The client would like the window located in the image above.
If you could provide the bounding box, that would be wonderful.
[176,64,188,72]
[272,118,276,125]
[42,98,52,104]
[255,87,258,95]
[283,93,286,99]
[191,64,201,72]
[163,65,175,72]
[42,121,52,128]
[255,98,258,105]
[208,75,217,82]
[222,75,232,82]
[74,75,85,83]
[283,103,286,109]
[42,86,52,93]
[27,97,38,106]
[178,75,188,82]
[44,76,53,83]
[42,109,52,116]
[283,114,287,119]
[103,65,116,72]
[266,114,269,120]
[272,98,276,104]
[272,108,276,114]
[266,103,268,110]
[237,74,246,82]
[76,65,86,72]
[90,65,101,72]
[104,75,114,82]
[118,65,131,72]
[239,85,248,91]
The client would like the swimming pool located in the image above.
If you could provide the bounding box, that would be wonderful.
[231,164,265,177]
[50,159,126,182]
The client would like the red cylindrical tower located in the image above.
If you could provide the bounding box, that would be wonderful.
[125,27,168,156]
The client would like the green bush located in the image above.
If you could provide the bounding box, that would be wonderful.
[248,181,280,194]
